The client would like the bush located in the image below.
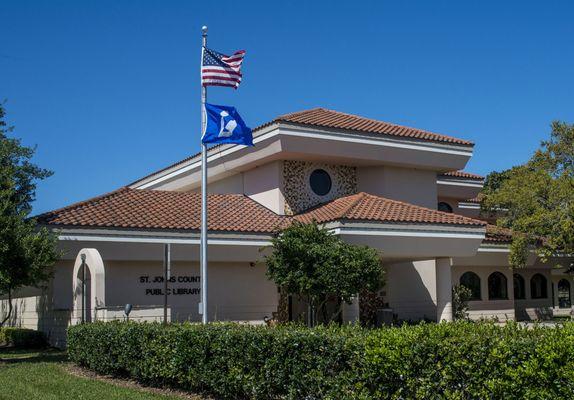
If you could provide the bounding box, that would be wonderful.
[68,321,574,399]
[0,327,46,348]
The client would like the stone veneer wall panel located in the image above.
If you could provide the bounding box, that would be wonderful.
[283,161,357,215]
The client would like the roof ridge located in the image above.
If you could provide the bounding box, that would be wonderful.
[337,192,367,218]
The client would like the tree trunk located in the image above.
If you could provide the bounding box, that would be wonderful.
[0,289,13,327]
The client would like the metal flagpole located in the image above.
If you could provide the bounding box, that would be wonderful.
[200,25,208,324]
[163,243,171,325]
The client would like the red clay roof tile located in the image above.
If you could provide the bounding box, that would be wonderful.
[37,188,286,233]
[439,170,484,180]
[273,108,474,146]
[37,189,486,234]
[484,224,513,243]
[294,192,485,226]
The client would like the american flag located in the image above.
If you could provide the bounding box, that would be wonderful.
[201,47,245,89]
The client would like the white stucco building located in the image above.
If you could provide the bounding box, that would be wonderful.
[2,107,572,346]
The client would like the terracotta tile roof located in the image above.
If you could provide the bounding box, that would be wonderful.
[462,195,482,204]
[36,188,286,233]
[130,107,473,186]
[37,189,486,234]
[484,224,513,243]
[439,170,484,181]
[294,192,485,227]
[271,108,474,146]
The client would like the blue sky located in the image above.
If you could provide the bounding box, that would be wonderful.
[1,0,573,214]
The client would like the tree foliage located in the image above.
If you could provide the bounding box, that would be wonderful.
[0,102,59,326]
[264,221,384,325]
[482,121,574,267]
[452,284,471,320]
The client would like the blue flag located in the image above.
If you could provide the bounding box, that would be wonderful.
[202,103,253,146]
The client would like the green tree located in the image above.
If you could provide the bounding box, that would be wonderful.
[265,221,384,325]
[0,102,59,326]
[482,121,574,267]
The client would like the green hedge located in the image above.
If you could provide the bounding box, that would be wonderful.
[0,327,46,348]
[68,321,574,399]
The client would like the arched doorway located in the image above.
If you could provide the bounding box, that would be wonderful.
[513,274,526,300]
[488,272,508,300]
[460,271,481,300]
[72,249,106,323]
[558,279,571,308]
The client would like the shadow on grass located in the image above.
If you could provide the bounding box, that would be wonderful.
[0,347,68,363]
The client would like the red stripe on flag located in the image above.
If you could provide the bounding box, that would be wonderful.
[201,68,242,76]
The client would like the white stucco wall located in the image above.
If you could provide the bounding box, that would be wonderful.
[1,258,279,346]
[357,166,438,209]
[243,161,285,214]
[0,271,72,348]
[385,259,438,321]
[188,161,285,214]
[206,173,244,194]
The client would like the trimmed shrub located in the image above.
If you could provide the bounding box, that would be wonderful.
[68,321,574,399]
[0,327,47,348]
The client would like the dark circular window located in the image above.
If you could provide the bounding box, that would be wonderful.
[438,202,453,213]
[309,169,332,196]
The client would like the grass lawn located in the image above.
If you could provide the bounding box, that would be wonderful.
[0,348,187,400]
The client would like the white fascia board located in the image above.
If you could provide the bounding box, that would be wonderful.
[437,179,484,188]
[59,235,271,247]
[56,228,272,247]
[477,245,511,253]
[134,124,474,190]
[54,222,485,246]
[458,203,481,209]
[279,126,474,157]
[329,222,486,240]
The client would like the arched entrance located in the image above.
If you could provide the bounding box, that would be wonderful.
[72,249,106,323]
[558,279,571,309]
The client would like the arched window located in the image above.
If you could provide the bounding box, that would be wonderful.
[558,279,571,308]
[513,274,526,300]
[460,272,481,300]
[530,273,548,299]
[438,202,453,213]
[488,272,508,300]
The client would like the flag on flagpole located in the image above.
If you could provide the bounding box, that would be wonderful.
[201,47,245,89]
[202,103,253,146]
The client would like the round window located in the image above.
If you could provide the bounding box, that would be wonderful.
[309,169,332,196]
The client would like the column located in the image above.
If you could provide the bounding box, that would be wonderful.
[436,257,453,322]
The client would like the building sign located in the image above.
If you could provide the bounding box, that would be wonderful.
[139,275,201,296]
